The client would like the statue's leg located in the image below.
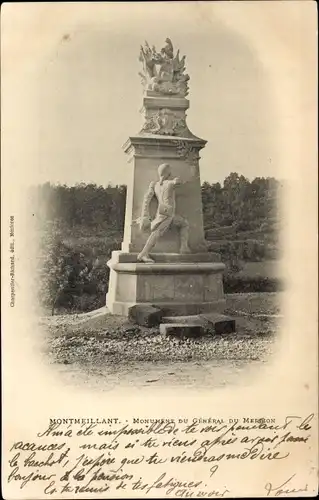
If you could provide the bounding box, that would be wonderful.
[137,218,172,262]
[137,232,159,262]
[173,216,191,254]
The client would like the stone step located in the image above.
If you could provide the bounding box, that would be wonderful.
[201,313,236,334]
[111,251,221,263]
[162,315,203,325]
[160,323,204,338]
[128,304,163,327]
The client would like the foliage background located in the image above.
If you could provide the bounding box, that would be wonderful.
[30,173,283,314]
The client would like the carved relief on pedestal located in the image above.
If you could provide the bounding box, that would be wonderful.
[174,139,199,164]
[138,38,190,98]
[174,140,201,177]
[141,108,189,137]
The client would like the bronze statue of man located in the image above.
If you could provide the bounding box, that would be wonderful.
[137,163,190,263]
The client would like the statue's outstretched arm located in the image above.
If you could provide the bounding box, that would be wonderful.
[172,176,188,186]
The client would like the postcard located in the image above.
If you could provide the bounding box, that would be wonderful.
[1,1,318,498]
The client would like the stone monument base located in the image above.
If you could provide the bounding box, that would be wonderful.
[107,251,226,316]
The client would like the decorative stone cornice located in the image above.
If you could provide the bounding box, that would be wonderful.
[107,261,225,275]
[122,135,207,160]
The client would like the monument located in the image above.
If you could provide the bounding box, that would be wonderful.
[107,38,226,317]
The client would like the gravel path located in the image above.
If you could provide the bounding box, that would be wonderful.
[40,292,282,391]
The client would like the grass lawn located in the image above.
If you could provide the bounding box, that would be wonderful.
[238,261,282,279]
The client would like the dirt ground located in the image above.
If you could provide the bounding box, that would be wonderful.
[40,292,283,391]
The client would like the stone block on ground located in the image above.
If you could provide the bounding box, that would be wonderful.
[160,323,204,338]
[162,315,204,325]
[201,313,236,334]
[128,304,163,327]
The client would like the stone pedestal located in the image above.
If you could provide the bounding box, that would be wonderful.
[107,40,226,317]
[107,251,226,316]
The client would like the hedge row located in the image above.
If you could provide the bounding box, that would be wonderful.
[207,239,279,261]
[39,230,282,314]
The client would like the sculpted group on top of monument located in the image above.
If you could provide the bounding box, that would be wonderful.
[138,39,198,139]
[139,38,190,97]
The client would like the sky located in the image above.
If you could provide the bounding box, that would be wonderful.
[2,2,315,187]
